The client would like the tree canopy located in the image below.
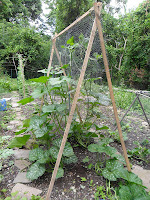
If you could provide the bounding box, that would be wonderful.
[0,0,42,22]
[0,0,149,89]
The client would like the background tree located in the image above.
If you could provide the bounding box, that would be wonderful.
[44,0,127,33]
[0,0,42,23]
[0,21,51,78]
[122,1,150,89]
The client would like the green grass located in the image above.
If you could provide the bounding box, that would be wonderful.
[0,75,18,95]
[114,88,150,116]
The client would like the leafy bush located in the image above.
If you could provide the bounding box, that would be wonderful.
[0,75,18,94]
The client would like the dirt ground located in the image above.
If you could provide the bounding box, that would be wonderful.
[0,91,150,199]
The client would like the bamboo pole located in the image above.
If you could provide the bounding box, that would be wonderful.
[47,34,57,77]
[94,2,131,172]
[54,44,83,123]
[45,9,100,200]
[40,34,57,112]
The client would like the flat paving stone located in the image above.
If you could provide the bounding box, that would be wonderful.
[9,120,22,125]
[14,160,31,170]
[14,150,30,159]
[11,98,20,102]
[132,165,150,192]
[7,125,15,130]
[13,172,31,183]
[11,183,42,200]
[12,103,20,108]
[14,107,21,112]
[16,115,25,121]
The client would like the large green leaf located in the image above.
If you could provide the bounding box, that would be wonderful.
[95,124,109,131]
[8,135,30,148]
[23,119,30,127]
[102,159,124,181]
[29,115,47,130]
[15,128,27,135]
[42,104,56,113]
[118,184,148,200]
[85,132,98,138]
[102,168,117,181]
[52,138,62,148]
[26,162,45,181]
[106,159,123,171]
[49,146,59,160]
[49,77,63,86]
[91,92,110,106]
[29,148,43,162]
[56,167,64,179]
[88,143,105,153]
[103,146,117,156]
[29,148,50,164]
[97,138,114,146]
[61,76,71,83]
[118,185,132,200]
[30,76,49,83]
[52,138,75,157]
[111,153,126,163]
[31,87,47,99]
[63,143,74,157]
[56,104,67,113]
[67,36,74,46]
[17,96,34,105]
[34,126,48,138]
[63,154,78,164]
[119,170,143,185]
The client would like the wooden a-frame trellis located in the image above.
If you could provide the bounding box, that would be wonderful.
[45,2,131,199]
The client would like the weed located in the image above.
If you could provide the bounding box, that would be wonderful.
[94,182,117,200]
[128,140,150,163]
[0,136,14,182]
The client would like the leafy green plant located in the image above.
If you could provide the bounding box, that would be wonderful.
[108,129,128,142]
[0,75,18,94]
[94,181,118,200]
[0,136,14,182]
[0,108,16,131]
[69,121,98,147]
[80,177,87,182]
[7,71,78,180]
[86,132,149,199]
[128,140,150,163]
[26,138,77,181]
[114,89,136,110]
[117,183,150,200]
[0,190,44,200]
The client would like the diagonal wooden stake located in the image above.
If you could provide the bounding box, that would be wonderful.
[47,34,57,77]
[54,43,83,123]
[40,35,56,112]
[45,5,102,199]
[94,2,131,172]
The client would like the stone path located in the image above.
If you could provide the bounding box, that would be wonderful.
[7,92,23,132]
[12,183,42,200]
[6,92,43,199]
[132,165,150,192]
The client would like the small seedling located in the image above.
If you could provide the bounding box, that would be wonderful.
[81,177,87,182]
